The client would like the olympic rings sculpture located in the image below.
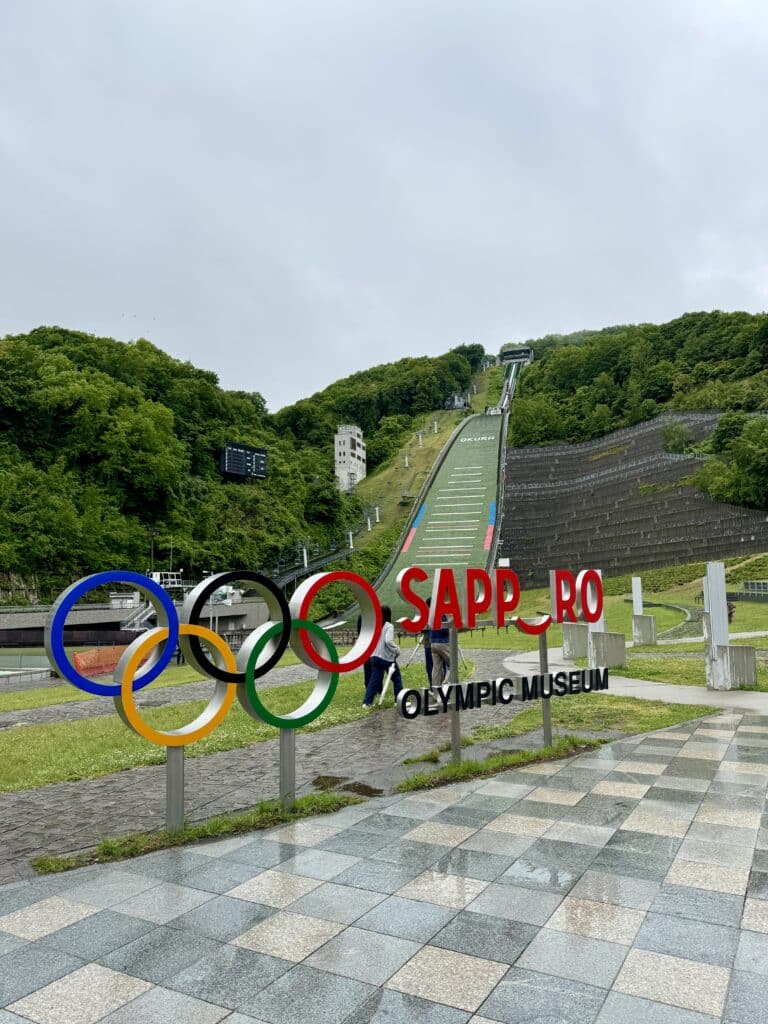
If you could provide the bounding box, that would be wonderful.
[44,569,382,747]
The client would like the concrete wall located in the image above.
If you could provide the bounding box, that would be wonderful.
[562,623,588,659]
[707,644,757,690]
[0,668,53,687]
[632,614,657,646]
[590,631,627,668]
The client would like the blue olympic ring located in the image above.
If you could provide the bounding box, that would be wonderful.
[45,571,179,698]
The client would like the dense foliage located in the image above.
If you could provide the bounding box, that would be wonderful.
[0,327,478,599]
[274,346,476,469]
[692,413,768,508]
[509,311,768,446]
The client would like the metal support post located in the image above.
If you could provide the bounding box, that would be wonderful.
[280,729,296,809]
[165,746,185,831]
[457,644,467,670]
[538,631,553,747]
[448,625,461,763]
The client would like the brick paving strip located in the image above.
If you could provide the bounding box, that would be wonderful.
[1,709,767,1023]
[1,651,574,882]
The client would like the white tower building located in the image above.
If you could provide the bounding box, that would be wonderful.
[334,424,367,491]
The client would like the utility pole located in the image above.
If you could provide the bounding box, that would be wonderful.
[148,528,159,573]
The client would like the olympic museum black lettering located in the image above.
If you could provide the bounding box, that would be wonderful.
[399,668,609,718]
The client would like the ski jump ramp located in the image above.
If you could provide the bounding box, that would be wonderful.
[375,412,505,619]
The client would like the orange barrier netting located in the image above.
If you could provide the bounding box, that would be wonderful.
[72,646,135,678]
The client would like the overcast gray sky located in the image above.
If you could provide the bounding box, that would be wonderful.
[2,1,767,410]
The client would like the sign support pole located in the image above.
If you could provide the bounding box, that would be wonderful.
[538,631,553,748]
[280,730,296,809]
[448,625,461,763]
[165,746,185,831]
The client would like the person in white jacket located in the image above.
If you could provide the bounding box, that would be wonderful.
[362,605,403,707]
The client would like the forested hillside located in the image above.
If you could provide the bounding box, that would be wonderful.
[274,342,484,467]
[0,327,479,599]
[508,311,768,508]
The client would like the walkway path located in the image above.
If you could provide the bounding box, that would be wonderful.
[1,709,765,1023]
[3,643,765,884]
[0,650,519,883]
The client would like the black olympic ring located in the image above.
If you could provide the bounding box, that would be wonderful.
[179,571,291,685]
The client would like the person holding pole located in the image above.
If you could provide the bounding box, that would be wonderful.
[362,605,403,708]
[355,613,373,694]
[423,597,434,686]
[430,611,451,688]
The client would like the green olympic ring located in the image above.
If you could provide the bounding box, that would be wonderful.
[242,618,339,729]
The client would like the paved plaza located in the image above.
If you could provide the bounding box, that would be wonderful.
[2,711,768,1021]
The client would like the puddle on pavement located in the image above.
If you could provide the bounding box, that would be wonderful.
[312,775,348,791]
[311,775,383,798]
[341,781,383,797]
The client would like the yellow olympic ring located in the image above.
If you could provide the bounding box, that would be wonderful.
[115,624,237,747]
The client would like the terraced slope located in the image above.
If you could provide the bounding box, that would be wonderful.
[499,412,768,586]
[376,413,503,618]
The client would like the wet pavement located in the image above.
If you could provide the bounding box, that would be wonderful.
[2,711,768,1022]
[0,651,529,883]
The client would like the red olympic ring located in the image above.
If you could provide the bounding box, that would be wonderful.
[290,571,382,673]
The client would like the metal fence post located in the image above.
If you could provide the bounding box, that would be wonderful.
[448,625,461,763]
[165,746,185,831]
[280,729,296,809]
[538,631,553,748]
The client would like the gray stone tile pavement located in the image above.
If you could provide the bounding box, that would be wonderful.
[2,710,768,1021]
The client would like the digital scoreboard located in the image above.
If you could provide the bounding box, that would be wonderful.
[219,443,267,479]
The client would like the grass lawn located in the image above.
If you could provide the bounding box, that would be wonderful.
[354,409,465,553]
[643,593,767,635]
[398,591,685,653]
[395,694,716,791]
[396,736,602,792]
[611,654,768,691]
[0,642,339,714]
[635,636,768,655]
[0,659,473,793]
[471,693,718,741]
[406,693,717,766]
[0,664,212,714]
